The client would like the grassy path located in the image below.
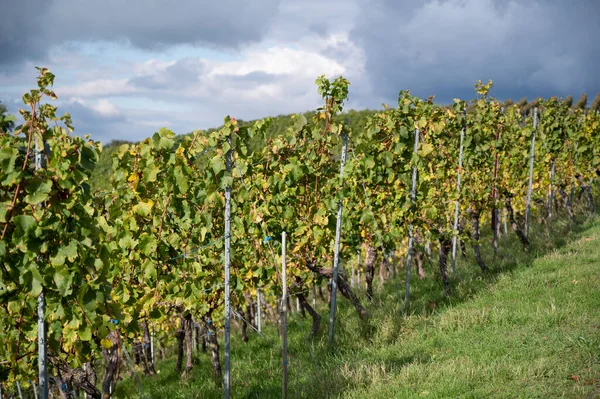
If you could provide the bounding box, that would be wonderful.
[116,218,600,398]
[345,223,600,398]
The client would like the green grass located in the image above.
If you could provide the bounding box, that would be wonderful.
[115,213,600,398]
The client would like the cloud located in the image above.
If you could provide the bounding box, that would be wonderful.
[4,0,599,145]
[0,0,280,67]
[266,0,359,41]
[60,80,136,98]
[350,0,600,103]
[66,98,125,129]
[0,36,357,143]
[64,99,181,143]
[54,42,350,106]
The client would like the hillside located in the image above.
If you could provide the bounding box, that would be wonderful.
[114,215,600,398]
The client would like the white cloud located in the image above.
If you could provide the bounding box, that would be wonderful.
[210,47,346,78]
[60,79,135,98]
[91,99,121,117]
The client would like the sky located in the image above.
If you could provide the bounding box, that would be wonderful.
[1,0,599,144]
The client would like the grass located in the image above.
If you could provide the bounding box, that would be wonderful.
[114,211,600,398]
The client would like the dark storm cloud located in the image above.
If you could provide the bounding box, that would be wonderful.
[350,0,600,104]
[0,0,280,67]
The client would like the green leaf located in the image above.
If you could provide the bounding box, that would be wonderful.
[3,114,16,123]
[52,240,78,266]
[143,165,160,182]
[0,202,9,223]
[54,266,73,296]
[118,235,137,250]
[173,167,189,193]
[133,200,154,217]
[222,141,231,154]
[143,260,156,280]
[13,215,36,236]
[29,266,43,297]
[79,325,92,341]
[51,252,65,266]
[63,240,78,262]
[381,151,393,167]
[211,155,226,175]
[0,148,18,174]
[220,176,233,189]
[139,235,157,256]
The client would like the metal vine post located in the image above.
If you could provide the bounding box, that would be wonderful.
[224,135,232,399]
[257,289,262,333]
[404,128,420,312]
[35,139,48,399]
[328,130,348,348]
[451,109,466,274]
[525,107,538,239]
[281,232,288,399]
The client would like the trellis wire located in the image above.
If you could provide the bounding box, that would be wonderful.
[231,309,273,344]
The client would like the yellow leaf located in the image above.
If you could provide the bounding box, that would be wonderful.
[128,173,139,183]
[100,338,113,349]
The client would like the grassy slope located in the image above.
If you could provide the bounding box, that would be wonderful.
[115,215,600,399]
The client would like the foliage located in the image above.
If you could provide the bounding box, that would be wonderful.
[2,67,600,397]
[0,68,111,382]
[0,102,16,133]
